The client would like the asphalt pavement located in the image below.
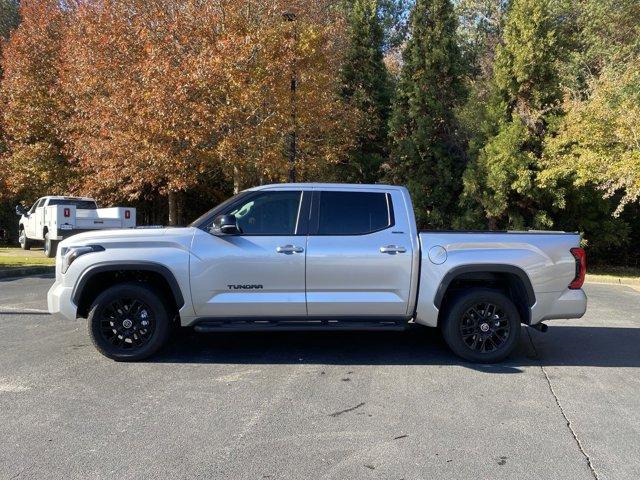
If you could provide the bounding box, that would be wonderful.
[0,275,639,479]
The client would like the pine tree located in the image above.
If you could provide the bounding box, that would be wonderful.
[387,0,466,229]
[338,0,392,183]
[462,0,562,229]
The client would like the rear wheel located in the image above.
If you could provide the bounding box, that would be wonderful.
[44,232,58,258]
[441,288,521,363]
[87,283,172,361]
[19,229,31,250]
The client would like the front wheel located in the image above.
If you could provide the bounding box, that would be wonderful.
[441,288,521,363]
[19,229,31,250]
[87,283,172,361]
[44,232,58,258]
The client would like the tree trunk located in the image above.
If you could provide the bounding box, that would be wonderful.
[233,165,241,194]
[168,191,178,226]
[177,192,184,225]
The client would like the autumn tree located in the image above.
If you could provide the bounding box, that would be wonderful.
[61,0,235,224]
[0,0,20,163]
[214,1,356,191]
[0,0,20,238]
[387,0,467,229]
[0,0,69,200]
[60,0,354,224]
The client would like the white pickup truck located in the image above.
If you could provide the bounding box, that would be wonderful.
[16,196,136,257]
[47,183,587,363]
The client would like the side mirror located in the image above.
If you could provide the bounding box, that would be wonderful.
[15,204,27,216]
[211,214,241,235]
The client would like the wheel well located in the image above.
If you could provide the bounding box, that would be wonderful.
[437,271,533,324]
[43,226,48,236]
[75,269,182,321]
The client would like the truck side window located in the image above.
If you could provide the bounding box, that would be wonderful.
[317,191,393,235]
[29,199,42,213]
[228,191,302,235]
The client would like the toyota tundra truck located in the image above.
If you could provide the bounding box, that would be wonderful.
[47,184,587,363]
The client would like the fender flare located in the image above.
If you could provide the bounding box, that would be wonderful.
[71,261,185,308]
[433,264,536,310]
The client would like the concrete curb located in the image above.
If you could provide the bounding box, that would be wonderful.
[585,274,640,286]
[585,277,640,293]
[0,266,55,279]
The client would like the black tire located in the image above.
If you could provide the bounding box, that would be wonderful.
[44,232,58,258]
[87,282,172,361]
[440,288,521,363]
[19,228,31,250]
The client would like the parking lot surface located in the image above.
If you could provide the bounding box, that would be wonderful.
[1,275,639,479]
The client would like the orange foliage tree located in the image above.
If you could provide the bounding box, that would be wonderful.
[0,0,71,201]
[58,0,354,223]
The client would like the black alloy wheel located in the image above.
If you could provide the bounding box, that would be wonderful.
[87,283,172,361]
[99,297,156,349]
[459,302,511,354]
[441,288,521,363]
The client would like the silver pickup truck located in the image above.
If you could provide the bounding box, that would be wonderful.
[48,183,587,363]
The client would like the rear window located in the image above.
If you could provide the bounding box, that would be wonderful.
[317,191,392,235]
[48,199,98,210]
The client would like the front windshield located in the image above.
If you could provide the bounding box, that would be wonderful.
[188,191,253,229]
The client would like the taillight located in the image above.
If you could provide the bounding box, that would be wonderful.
[569,247,586,289]
[125,210,131,219]
[63,208,70,218]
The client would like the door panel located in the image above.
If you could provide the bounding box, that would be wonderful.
[190,231,307,317]
[305,190,413,317]
[34,206,45,240]
[189,189,308,318]
[305,231,413,317]
[25,200,40,238]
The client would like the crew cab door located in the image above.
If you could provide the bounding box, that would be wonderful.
[305,188,414,318]
[190,189,310,318]
[25,198,44,239]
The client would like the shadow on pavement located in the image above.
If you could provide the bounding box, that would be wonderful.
[0,273,54,283]
[0,311,50,315]
[151,324,640,372]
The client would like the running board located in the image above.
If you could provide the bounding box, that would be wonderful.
[193,318,408,333]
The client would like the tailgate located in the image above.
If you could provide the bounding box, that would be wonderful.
[75,207,136,229]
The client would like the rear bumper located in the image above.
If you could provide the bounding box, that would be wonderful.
[52,229,93,241]
[531,288,587,324]
[47,280,77,320]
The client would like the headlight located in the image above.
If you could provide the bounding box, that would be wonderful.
[61,245,105,273]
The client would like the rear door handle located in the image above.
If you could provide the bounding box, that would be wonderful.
[276,244,304,254]
[380,245,407,254]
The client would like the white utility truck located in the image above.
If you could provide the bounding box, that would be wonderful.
[16,196,136,257]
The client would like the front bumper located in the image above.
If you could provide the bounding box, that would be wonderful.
[47,279,77,320]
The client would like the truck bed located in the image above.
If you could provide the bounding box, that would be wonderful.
[415,231,585,327]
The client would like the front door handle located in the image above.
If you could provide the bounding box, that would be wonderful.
[276,244,304,254]
[380,245,407,254]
